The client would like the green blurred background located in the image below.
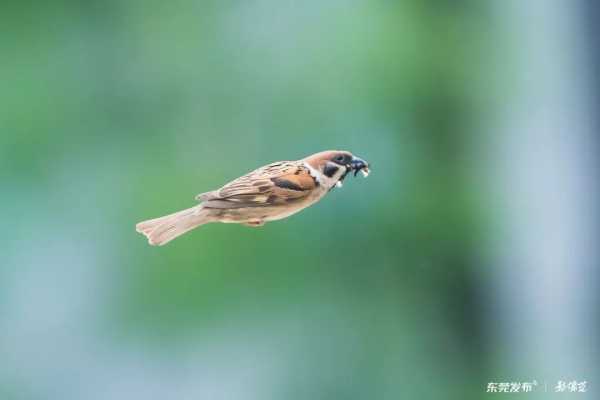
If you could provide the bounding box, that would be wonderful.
[2,1,598,399]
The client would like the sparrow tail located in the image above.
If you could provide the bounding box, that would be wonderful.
[136,205,213,246]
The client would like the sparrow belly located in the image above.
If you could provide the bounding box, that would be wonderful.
[216,188,325,224]
[264,188,326,221]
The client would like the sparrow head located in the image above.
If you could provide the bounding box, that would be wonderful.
[303,150,370,189]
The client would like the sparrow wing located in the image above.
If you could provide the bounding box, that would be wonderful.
[196,161,317,208]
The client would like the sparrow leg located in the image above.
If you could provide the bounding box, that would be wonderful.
[243,220,265,227]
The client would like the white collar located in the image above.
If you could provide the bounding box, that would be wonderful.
[303,162,322,183]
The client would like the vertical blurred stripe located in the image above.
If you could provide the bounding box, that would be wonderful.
[489,0,599,388]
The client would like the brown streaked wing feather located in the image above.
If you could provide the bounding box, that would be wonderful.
[265,171,317,205]
[197,161,316,208]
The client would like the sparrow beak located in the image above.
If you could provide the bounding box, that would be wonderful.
[349,156,370,177]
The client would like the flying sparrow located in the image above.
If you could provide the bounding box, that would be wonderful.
[136,150,370,246]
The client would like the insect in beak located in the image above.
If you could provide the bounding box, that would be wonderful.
[350,156,370,177]
[334,156,370,191]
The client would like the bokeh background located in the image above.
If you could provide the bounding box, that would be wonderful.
[1,1,598,399]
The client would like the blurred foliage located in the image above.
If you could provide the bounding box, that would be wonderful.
[1,0,495,399]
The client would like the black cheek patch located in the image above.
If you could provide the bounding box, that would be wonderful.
[323,164,339,178]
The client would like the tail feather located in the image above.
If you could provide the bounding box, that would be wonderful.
[136,206,213,246]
